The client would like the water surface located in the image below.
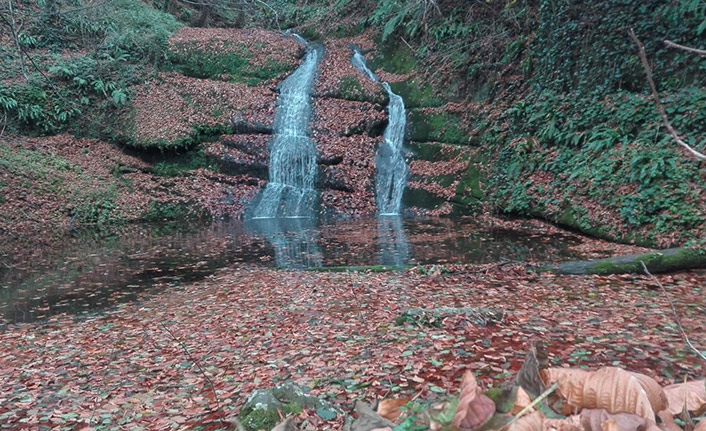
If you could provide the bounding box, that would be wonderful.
[1,216,580,324]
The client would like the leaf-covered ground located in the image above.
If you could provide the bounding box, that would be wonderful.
[1,257,703,430]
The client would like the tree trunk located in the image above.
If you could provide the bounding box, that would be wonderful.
[546,247,706,275]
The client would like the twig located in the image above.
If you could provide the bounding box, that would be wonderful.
[160,322,223,413]
[639,261,706,362]
[507,382,559,425]
[664,40,706,56]
[628,29,706,161]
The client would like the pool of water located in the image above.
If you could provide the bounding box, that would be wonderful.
[0,216,581,324]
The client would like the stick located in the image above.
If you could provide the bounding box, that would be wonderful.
[628,29,706,161]
[160,322,223,413]
[639,261,706,362]
[664,40,706,56]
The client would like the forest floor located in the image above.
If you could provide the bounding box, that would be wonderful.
[1,247,704,430]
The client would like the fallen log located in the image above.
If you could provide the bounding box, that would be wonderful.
[547,247,706,275]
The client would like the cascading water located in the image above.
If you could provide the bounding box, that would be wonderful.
[352,47,411,266]
[252,35,324,219]
[351,48,408,215]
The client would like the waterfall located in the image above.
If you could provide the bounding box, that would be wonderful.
[252,36,324,219]
[350,48,408,215]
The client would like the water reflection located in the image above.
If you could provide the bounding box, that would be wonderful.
[377,216,410,267]
[1,216,583,324]
[245,217,322,269]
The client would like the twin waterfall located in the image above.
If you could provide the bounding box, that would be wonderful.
[252,37,323,219]
[249,37,409,267]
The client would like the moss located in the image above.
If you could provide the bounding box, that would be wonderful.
[388,80,443,108]
[153,145,218,177]
[240,402,302,431]
[402,187,447,210]
[408,110,468,145]
[141,201,206,222]
[335,76,387,104]
[455,163,485,204]
[586,248,706,275]
[168,43,295,86]
[369,44,417,75]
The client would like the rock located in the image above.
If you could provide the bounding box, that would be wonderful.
[317,154,343,166]
[319,167,354,192]
[230,115,273,135]
[343,401,396,431]
[239,382,337,431]
[396,307,504,327]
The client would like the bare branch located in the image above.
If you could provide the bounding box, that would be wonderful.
[639,261,706,363]
[160,322,223,414]
[664,39,706,56]
[6,0,28,81]
[628,29,706,161]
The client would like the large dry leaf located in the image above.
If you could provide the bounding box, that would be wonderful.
[507,408,657,431]
[541,367,665,419]
[377,398,411,422]
[579,408,651,431]
[453,371,496,430]
[694,420,706,431]
[663,380,706,416]
[511,387,535,415]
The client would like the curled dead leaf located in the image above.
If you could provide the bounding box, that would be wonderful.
[657,410,683,431]
[540,367,665,419]
[377,398,411,422]
[511,387,535,415]
[453,371,496,430]
[663,380,706,416]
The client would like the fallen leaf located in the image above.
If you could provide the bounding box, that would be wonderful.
[452,371,495,430]
[377,397,411,422]
[540,367,665,419]
[663,380,706,416]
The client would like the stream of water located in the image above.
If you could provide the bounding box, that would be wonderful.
[252,35,323,218]
[351,48,409,215]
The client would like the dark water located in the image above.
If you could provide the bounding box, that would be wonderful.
[0,216,580,324]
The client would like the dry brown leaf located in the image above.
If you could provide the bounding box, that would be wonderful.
[545,415,582,431]
[377,398,411,422]
[663,380,706,416]
[507,410,545,431]
[657,410,683,431]
[271,417,297,431]
[511,387,535,415]
[694,420,706,431]
[453,371,496,430]
[541,367,665,419]
[580,408,650,431]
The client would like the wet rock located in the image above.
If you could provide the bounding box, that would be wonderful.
[319,167,354,192]
[396,307,505,327]
[230,114,273,135]
[317,154,343,166]
[240,382,337,431]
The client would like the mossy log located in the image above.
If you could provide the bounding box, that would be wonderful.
[549,247,706,275]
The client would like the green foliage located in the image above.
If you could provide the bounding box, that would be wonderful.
[141,201,202,222]
[73,187,122,225]
[169,43,293,85]
[153,146,217,177]
[534,0,706,94]
[487,87,706,243]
